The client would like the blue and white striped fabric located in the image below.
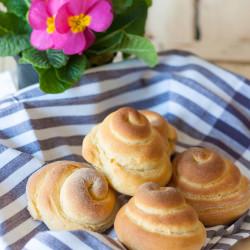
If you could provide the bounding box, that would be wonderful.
[0,51,249,250]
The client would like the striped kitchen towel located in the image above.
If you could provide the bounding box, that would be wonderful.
[0,50,249,250]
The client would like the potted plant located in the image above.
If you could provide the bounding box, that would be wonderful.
[0,0,158,93]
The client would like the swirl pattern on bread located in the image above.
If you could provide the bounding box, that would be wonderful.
[140,110,177,154]
[173,147,250,226]
[26,161,118,232]
[114,183,206,250]
[82,107,175,195]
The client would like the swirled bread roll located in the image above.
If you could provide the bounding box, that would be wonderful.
[114,183,206,250]
[173,148,250,226]
[82,107,175,196]
[26,161,118,232]
[139,110,177,155]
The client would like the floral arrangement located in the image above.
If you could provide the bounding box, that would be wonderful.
[0,0,157,93]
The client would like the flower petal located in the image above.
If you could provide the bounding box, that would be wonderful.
[82,0,100,13]
[30,30,54,50]
[31,0,45,3]
[51,32,68,50]
[84,29,96,50]
[62,32,87,55]
[48,0,68,15]
[55,3,71,33]
[88,0,113,32]
[67,0,84,15]
[28,1,50,29]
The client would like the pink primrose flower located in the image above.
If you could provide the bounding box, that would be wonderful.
[29,0,68,50]
[55,0,113,55]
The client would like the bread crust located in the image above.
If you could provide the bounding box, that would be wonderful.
[82,107,176,195]
[114,183,206,250]
[26,161,119,232]
[173,148,250,226]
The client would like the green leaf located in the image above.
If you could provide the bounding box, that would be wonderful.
[0,30,6,36]
[0,34,30,56]
[37,56,88,93]
[122,52,131,60]
[0,0,28,19]
[116,33,158,67]
[0,11,30,34]
[20,48,69,69]
[145,0,152,6]
[108,0,149,36]
[24,0,31,7]
[56,55,88,83]
[86,0,152,64]
[37,68,72,93]
[20,48,50,68]
[89,32,158,67]
[88,31,125,55]
[0,12,31,56]
[88,53,115,67]
[46,50,69,69]
[112,0,133,14]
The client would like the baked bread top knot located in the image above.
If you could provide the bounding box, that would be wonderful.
[114,183,206,250]
[140,110,177,154]
[173,147,250,226]
[175,147,227,185]
[60,168,113,223]
[173,147,244,196]
[82,107,175,195]
[135,183,186,211]
[26,161,118,232]
[98,107,166,164]
[126,183,202,235]
[110,107,151,141]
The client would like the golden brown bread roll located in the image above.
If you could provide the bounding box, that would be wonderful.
[139,110,177,155]
[82,107,175,196]
[26,161,119,232]
[172,147,250,226]
[114,183,206,250]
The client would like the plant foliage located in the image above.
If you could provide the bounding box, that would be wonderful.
[0,0,158,93]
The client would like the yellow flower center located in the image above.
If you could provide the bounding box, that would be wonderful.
[46,16,55,34]
[68,14,91,33]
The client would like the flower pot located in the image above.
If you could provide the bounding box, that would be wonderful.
[15,57,39,89]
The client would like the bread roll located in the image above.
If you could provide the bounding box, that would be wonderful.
[82,107,175,196]
[173,147,250,226]
[114,183,206,250]
[26,161,118,232]
[139,110,177,155]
